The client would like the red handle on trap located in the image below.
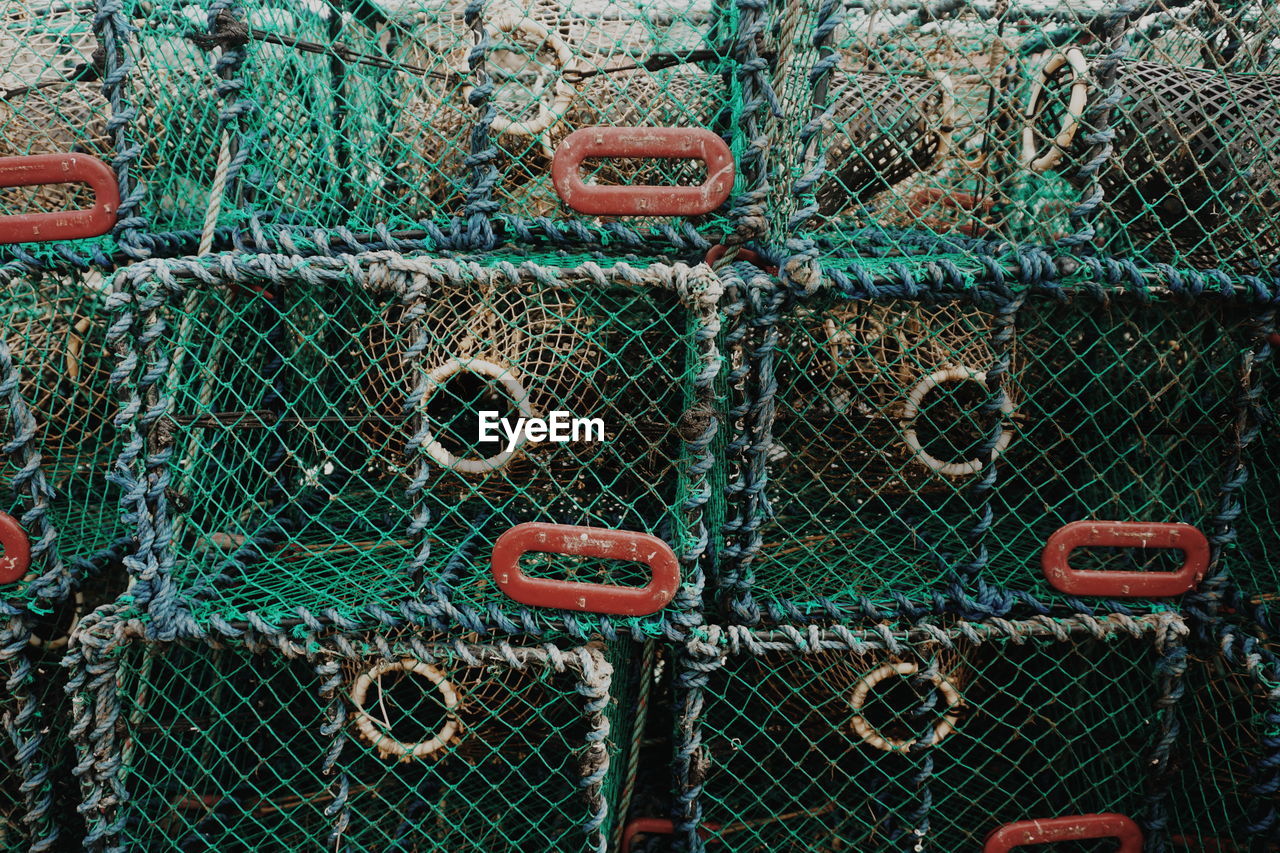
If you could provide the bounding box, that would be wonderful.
[622,818,675,850]
[984,814,1143,853]
[0,513,31,585]
[552,127,734,216]
[620,818,717,850]
[1040,520,1208,597]
[0,154,119,245]
[704,244,777,275]
[491,523,680,616]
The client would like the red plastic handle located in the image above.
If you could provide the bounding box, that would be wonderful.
[552,127,734,216]
[620,818,717,850]
[704,244,778,275]
[984,814,1143,853]
[622,818,674,850]
[0,154,119,245]
[1041,520,1208,597]
[490,523,680,616]
[0,513,31,584]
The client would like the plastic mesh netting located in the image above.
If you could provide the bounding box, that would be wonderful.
[1165,637,1280,848]
[720,270,1276,623]
[92,0,740,251]
[109,251,722,635]
[70,611,627,851]
[755,0,1280,272]
[673,615,1192,852]
[0,618,89,853]
[0,1,110,258]
[0,264,128,613]
[5,0,1280,271]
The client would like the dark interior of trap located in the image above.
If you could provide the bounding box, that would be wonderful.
[908,376,998,462]
[695,636,1162,852]
[113,644,590,851]
[423,369,526,462]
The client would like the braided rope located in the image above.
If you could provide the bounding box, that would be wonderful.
[1058,1,1136,251]
[462,0,501,251]
[2,614,58,851]
[1187,300,1278,630]
[778,0,843,297]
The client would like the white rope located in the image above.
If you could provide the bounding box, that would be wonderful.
[198,131,233,256]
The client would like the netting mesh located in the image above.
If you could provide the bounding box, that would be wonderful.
[1165,642,1280,849]
[0,617,90,853]
[110,253,720,632]
[756,0,1280,271]
[97,0,737,248]
[721,276,1273,621]
[0,2,108,222]
[73,616,624,852]
[3,0,1279,844]
[0,266,126,611]
[676,616,1187,852]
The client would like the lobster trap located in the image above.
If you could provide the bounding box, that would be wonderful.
[752,0,1280,273]
[720,270,1276,623]
[0,262,130,620]
[69,606,639,852]
[1163,630,1280,849]
[756,0,1078,259]
[108,251,722,636]
[1024,47,1280,271]
[95,0,742,254]
[673,614,1189,852]
[0,1,117,257]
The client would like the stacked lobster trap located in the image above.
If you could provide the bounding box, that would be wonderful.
[668,613,1280,852]
[0,0,1276,848]
[0,258,134,852]
[104,250,722,637]
[70,603,635,852]
[75,0,746,255]
[58,246,731,851]
[744,0,1280,280]
[717,269,1279,624]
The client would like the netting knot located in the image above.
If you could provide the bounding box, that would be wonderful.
[781,254,822,296]
[188,9,249,52]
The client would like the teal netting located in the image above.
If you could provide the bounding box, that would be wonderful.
[110,252,721,634]
[97,0,742,248]
[722,277,1274,620]
[678,616,1188,852]
[1,267,126,612]
[73,615,624,852]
